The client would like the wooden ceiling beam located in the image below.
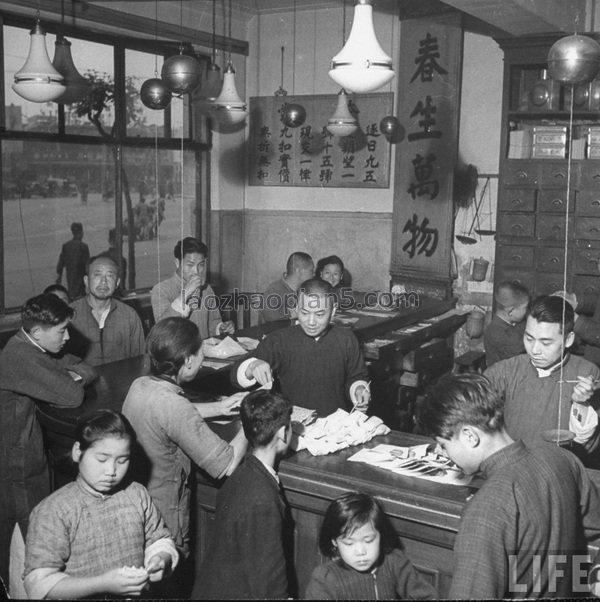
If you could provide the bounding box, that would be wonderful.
[440,0,586,36]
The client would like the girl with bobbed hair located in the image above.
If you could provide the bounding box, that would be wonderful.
[122,317,247,562]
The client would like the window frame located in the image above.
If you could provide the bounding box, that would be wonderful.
[0,11,212,312]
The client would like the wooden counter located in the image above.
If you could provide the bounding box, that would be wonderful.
[195,429,476,598]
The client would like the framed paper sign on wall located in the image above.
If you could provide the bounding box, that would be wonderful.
[248,93,393,188]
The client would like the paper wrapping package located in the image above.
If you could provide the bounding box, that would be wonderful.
[347,443,472,486]
[290,409,391,456]
[202,336,258,359]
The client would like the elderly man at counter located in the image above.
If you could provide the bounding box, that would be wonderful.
[68,256,144,366]
[233,278,370,416]
[416,372,600,599]
[484,295,600,463]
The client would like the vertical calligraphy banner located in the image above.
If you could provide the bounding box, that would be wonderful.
[390,14,463,300]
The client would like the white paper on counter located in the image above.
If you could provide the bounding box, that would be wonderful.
[347,443,472,486]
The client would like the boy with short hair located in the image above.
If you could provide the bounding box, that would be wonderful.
[234,278,370,416]
[415,372,600,599]
[0,294,97,589]
[261,251,315,322]
[193,390,293,600]
[150,237,234,340]
[483,281,530,367]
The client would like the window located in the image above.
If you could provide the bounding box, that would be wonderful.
[1,14,210,311]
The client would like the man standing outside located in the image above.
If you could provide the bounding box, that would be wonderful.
[56,222,89,299]
[68,256,144,366]
[151,238,234,340]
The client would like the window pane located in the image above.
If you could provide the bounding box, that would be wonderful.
[64,37,115,136]
[122,147,196,290]
[4,25,59,133]
[3,140,115,308]
[125,48,168,137]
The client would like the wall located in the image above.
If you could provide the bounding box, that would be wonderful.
[210,8,505,300]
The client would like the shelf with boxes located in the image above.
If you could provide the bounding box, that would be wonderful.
[495,34,600,299]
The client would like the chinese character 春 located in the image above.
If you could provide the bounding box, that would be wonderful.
[410,32,448,83]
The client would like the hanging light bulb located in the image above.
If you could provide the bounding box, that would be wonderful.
[141,77,172,110]
[379,115,405,143]
[282,103,306,128]
[547,34,600,84]
[211,60,248,125]
[52,35,90,104]
[329,0,394,94]
[13,19,66,103]
[196,61,222,113]
[195,0,222,113]
[161,48,202,95]
[327,89,358,137]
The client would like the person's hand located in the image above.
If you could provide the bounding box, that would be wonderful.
[220,320,235,335]
[246,359,273,386]
[218,392,246,416]
[69,363,98,385]
[183,275,204,301]
[103,566,149,596]
[572,375,595,404]
[353,384,371,412]
[145,553,171,583]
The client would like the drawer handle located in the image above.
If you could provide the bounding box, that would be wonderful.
[552,225,562,232]
[593,200,600,206]
[594,174,600,180]
[511,199,523,207]
[511,254,522,261]
[589,227,600,234]
[586,287,596,293]
[512,224,524,233]
[550,257,559,263]
[553,173,565,180]
[551,199,564,206]
[516,171,528,180]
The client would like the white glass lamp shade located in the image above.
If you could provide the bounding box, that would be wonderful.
[13,21,66,103]
[329,0,394,94]
[327,89,358,137]
[195,62,222,113]
[211,61,248,125]
[52,36,90,104]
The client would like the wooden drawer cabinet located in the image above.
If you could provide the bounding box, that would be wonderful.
[496,244,534,269]
[495,35,600,298]
[499,188,536,212]
[576,191,600,216]
[504,161,538,185]
[573,275,600,295]
[537,246,566,272]
[574,248,600,274]
[537,272,569,295]
[537,215,572,240]
[575,217,600,240]
[537,189,574,213]
[497,213,535,238]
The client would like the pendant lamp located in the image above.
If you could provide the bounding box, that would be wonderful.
[211,60,248,125]
[13,19,66,103]
[329,0,394,94]
[196,0,222,113]
[547,34,600,84]
[141,77,172,110]
[327,89,358,137]
[161,48,202,95]
[52,35,90,104]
